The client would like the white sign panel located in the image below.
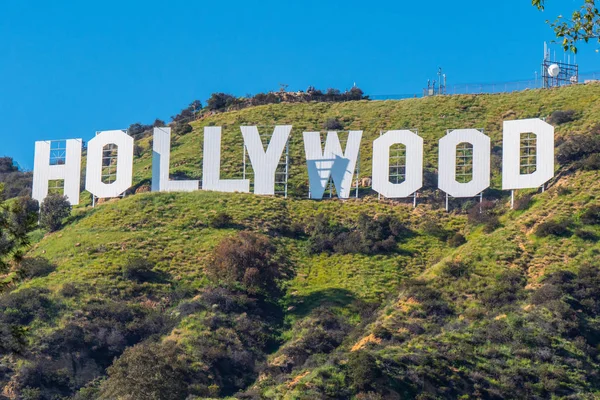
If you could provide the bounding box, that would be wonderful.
[372,130,423,198]
[303,130,362,199]
[32,139,82,205]
[241,125,291,195]
[202,127,250,193]
[86,130,134,199]
[502,118,554,190]
[438,129,490,198]
[152,127,199,192]
[31,118,557,207]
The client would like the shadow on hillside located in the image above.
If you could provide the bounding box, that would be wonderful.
[289,288,375,318]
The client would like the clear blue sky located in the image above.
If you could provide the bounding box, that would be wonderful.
[1,0,598,169]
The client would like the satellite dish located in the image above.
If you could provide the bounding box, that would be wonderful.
[548,64,561,78]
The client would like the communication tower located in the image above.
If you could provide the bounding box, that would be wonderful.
[423,67,447,96]
[541,42,578,88]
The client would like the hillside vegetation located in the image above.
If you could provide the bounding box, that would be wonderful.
[1,84,600,399]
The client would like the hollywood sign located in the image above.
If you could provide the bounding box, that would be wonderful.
[32,118,554,206]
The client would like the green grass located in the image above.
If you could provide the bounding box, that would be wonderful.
[5,83,600,399]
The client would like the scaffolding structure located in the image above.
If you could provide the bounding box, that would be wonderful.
[102,143,119,184]
[511,131,540,209]
[455,142,474,183]
[243,129,290,198]
[519,132,537,174]
[47,140,67,195]
[49,140,67,166]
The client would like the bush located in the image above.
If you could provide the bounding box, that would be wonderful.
[9,196,40,242]
[40,194,71,232]
[323,118,343,130]
[275,308,351,372]
[17,257,56,280]
[122,258,158,283]
[348,351,380,391]
[207,92,237,111]
[208,211,233,228]
[513,193,533,211]
[580,153,600,170]
[575,228,597,241]
[549,110,577,125]
[101,341,198,400]
[420,218,450,240]
[0,288,53,326]
[306,213,408,255]
[0,157,33,200]
[535,219,572,237]
[207,232,292,297]
[174,123,193,136]
[556,130,600,165]
[581,205,600,225]
[133,143,144,157]
[448,233,466,247]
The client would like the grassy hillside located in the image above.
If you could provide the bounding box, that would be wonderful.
[1,84,600,399]
[129,83,600,196]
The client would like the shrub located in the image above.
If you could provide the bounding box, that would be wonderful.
[556,130,600,165]
[40,194,71,232]
[347,351,380,391]
[206,232,292,297]
[276,308,351,372]
[420,218,449,240]
[17,257,56,280]
[323,118,343,130]
[306,213,408,255]
[0,288,53,325]
[478,269,525,308]
[9,196,39,242]
[122,258,158,283]
[575,228,597,241]
[549,110,577,125]
[101,341,198,400]
[401,280,453,318]
[580,153,600,170]
[127,123,152,137]
[59,283,80,298]
[535,219,572,237]
[174,123,193,135]
[448,233,466,247]
[207,92,237,111]
[133,143,144,157]
[581,205,600,225]
[440,260,470,278]
[513,193,533,211]
[208,211,233,228]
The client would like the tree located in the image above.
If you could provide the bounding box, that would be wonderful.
[152,119,166,127]
[207,92,237,111]
[533,0,600,52]
[0,195,39,274]
[40,194,71,232]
